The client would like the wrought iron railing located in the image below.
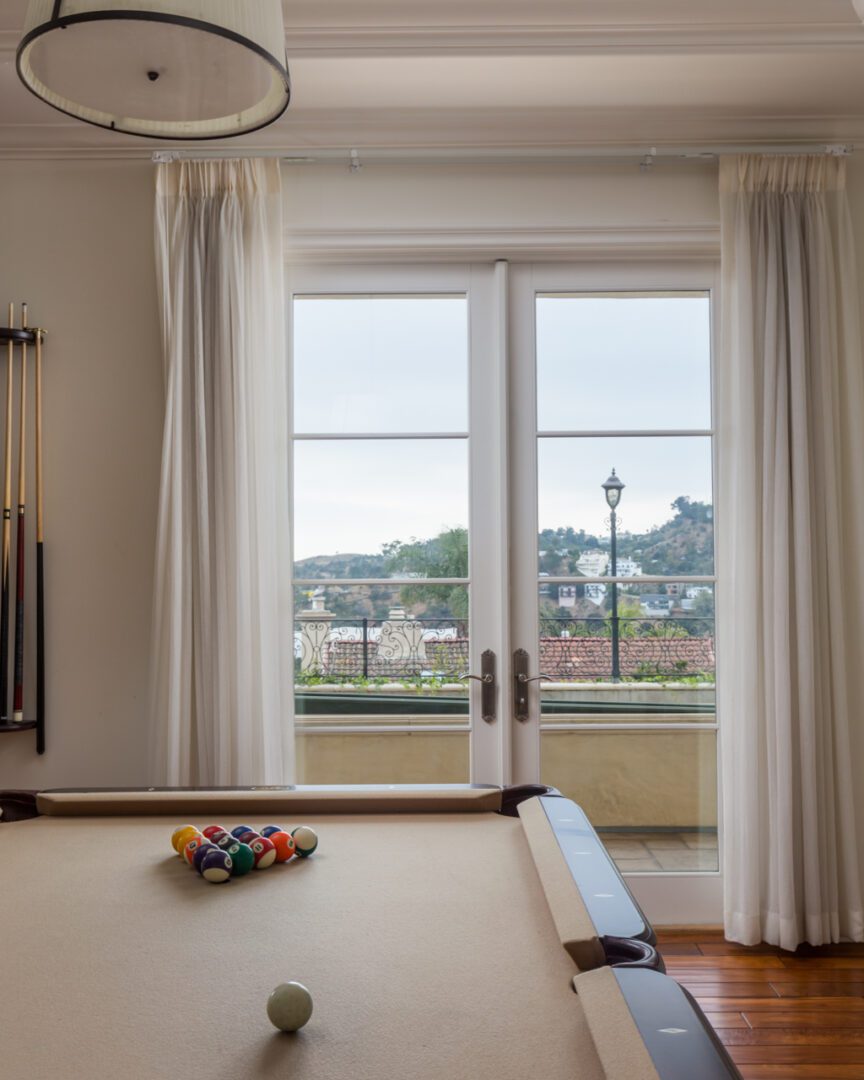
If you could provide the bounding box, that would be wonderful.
[294,614,715,682]
[539,616,715,680]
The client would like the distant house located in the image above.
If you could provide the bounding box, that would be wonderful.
[639,594,673,617]
[576,551,608,577]
[558,585,577,608]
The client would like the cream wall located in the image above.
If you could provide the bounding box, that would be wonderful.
[0,162,162,790]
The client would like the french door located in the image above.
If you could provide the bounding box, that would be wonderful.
[287,259,721,920]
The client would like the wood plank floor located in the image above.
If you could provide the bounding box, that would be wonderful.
[657,930,864,1079]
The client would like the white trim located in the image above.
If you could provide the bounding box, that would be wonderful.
[540,575,715,585]
[284,225,720,264]
[541,722,718,732]
[297,724,469,734]
[4,19,864,61]
[293,431,468,440]
[292,577,469,587]
[538,428,713,438]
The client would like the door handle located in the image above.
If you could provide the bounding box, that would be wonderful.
[457,649,496,724]
[513,648,549,723]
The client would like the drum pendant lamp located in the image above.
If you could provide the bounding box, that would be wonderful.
[16,1,290,139]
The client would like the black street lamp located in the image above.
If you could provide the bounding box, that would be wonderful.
[602,469,625,680]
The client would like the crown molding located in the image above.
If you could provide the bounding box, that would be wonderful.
[280,23,864,57]
[282,224,721,264]
[0,108,862,160]
[3,22,864,61]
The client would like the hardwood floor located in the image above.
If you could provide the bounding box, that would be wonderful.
[657,930,864,1079]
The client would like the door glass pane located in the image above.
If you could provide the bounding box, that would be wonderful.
[538,583,715,717]
[537,436,713,577]
[294,296,468,433]
[292,289,473,787]
[294,440,469,577]
[540,730,718,872]
[535,288,716,874]
[536,293,711,431]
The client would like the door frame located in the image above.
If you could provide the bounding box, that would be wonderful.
[507,260,723,922]
[285,261,511,785]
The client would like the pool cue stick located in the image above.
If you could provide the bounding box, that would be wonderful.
[35,328,44,753]
[12,303,26,722]
[0,303,13,723]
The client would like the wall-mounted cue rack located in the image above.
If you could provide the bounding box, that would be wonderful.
[0,303,45,754]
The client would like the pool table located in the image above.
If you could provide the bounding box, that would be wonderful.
[2,785,740,1080]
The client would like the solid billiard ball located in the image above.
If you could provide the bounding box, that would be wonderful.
[192,842,218,873]
[202,825,228,841]
[267,831,296,863]
[236,830,260,845]
[172,825,201,855]
[230,825,253,840]
[198,849,232,883]
[248,836,277,869]
[266,982,313,1032]
[215,836,255,877]
[291,826,318,858]
[260,825,283,838]
[183,835,210,866]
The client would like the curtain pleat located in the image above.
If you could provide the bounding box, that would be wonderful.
[150,159,292,786]
[718,154,864,948]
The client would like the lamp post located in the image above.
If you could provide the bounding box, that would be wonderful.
[602,470,625,681]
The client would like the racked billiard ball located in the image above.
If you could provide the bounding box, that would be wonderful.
[247,835,277,869]
[267,831,296,863]
[215,835,255,877]
[183,835,210,866]
[172,825,201,856]
[198,848,232,883]
[192,842,218,873]
[291,826,318,858]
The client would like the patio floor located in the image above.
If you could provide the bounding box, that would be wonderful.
[599,830,719,872]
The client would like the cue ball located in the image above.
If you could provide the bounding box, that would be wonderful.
[267,982,313,1032]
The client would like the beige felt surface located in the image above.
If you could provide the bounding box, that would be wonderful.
[518,796,606,972]
[36,786,503,816]
[2,812,614,1080]
[574,968,662,1080]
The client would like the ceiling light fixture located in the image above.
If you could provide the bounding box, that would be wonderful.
[17,1,290,140]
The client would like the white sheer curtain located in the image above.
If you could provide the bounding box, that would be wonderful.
[718,154,864,949]
[150,159,292,786]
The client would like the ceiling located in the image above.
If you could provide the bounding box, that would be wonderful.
[1,0,864,158]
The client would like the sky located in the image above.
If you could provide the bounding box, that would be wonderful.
[292,293,712,563]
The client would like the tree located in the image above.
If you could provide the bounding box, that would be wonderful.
[383,527,469,620]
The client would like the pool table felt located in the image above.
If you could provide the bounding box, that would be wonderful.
[2,810,650,1080]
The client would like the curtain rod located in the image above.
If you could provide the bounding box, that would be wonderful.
[151,143,856,167]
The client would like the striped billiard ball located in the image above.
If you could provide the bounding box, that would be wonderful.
[291,826,318,858]
[260,825,283,838]
[198,849,232,883]
[202,825,228,841]
[247,835,277,869]
[192,842,218,873]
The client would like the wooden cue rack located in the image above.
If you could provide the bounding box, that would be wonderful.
[0,307,46,754]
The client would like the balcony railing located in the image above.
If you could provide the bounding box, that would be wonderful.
[294,615,714,683]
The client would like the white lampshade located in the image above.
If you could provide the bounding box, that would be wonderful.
[17,1,290,140]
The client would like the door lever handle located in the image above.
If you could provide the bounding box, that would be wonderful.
[457,649,496,724]
[513,649,547,723]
